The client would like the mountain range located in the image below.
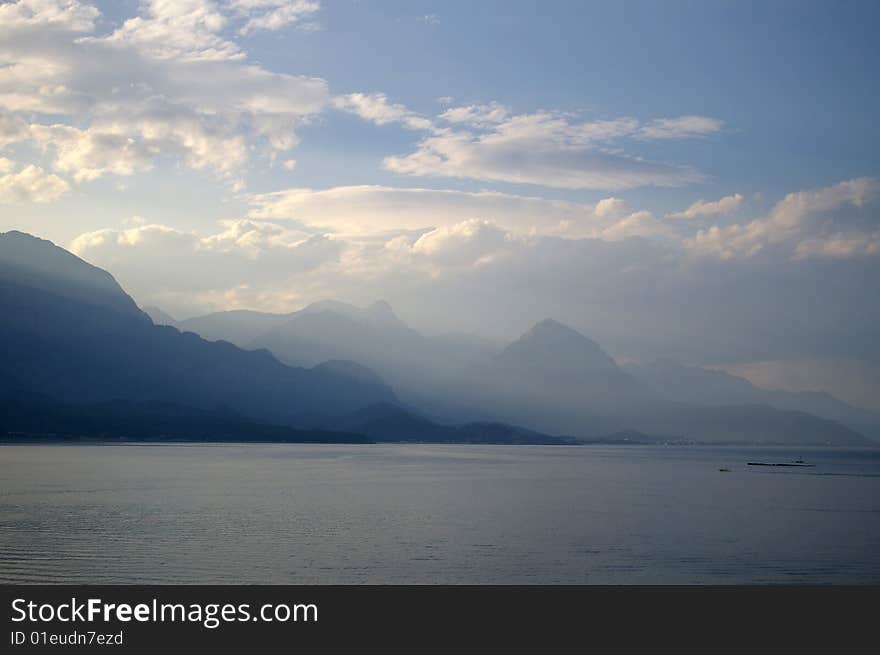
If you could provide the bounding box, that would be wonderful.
[2,229,876,446]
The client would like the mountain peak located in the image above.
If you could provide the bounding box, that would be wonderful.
[299,298,404,328]
[1,230,145,319]
[525,318,582,338]
[494,318,625,380]
[368,299,393,314]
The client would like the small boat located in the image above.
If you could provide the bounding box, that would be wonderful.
[746,462,815,468]
[718,467,731,472]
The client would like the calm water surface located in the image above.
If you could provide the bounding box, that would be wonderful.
[1,443,878,584]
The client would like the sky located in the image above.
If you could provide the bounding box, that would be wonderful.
[1,0,879,409]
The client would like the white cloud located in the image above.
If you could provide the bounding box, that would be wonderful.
[0,0,328,189]
[229,0,321,36]
[666,193,743,220]
[638,115,723,140]
[70,218,341,314]
[0,0,98,31]
[29,108,249,182]
[598,210,668,241]
[333,93,433,131]
[439,102,510,126]
[246,184,666,240]
[0,112,29,147]
[794,232,880,259]
[410,219,510,266]
[0,163,69,203]
[383,110,715,190]
[685,178,879,259]
[90,0,238,62]
[330,92,723,191]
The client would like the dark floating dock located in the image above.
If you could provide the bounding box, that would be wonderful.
[747,462,815,468]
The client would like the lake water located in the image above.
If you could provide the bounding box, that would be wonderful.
[1,443,879,584]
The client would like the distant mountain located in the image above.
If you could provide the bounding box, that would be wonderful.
[0,231,396,429]
[4,230,868,447]
[174,299,874,445]
[487,319,645,402]
[176,309,291,344]
[455,319,871,446]
[625,359,880,440]
[247,301,501,401]
[177,301,499,378]
[143,305,177,327]
[299,299,406,329]
[174,299,411,347]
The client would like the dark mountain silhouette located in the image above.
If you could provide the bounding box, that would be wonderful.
[0,231,396,430]
[0,392,371,443]
[0,230,148,319]
[321,402,577,445]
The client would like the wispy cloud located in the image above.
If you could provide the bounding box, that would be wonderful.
[666,193,743,220]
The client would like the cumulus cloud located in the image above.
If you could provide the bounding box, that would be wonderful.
[409,219,512,267]
[28,108,248,182]
[0,0,98,31]
[0,0,328,189]
[0,163,69,203]
[685,178,879,259]
[667,193,744,220]
[90,0,239,62]
[70,218,342,314]
[0,112,29,147]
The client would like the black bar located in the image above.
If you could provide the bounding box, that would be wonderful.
[2,586,877,651]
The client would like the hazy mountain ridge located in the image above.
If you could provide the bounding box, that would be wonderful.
[0,231,397,432]
[625,359,880,439]
[176,309,292,344]
[147,295,876,445]
[0,231,146,320]
[0,231,575,445]
[2,230,873,446]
